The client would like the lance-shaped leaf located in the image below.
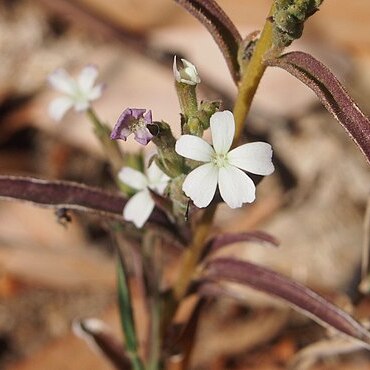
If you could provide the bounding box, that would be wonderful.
[0,175,171,228]
[266,51,370,164]
[201,230,279,260]
[73,318,131,370]
[174,0,242,84]
[116,249,145,370]
[202,258,370,347]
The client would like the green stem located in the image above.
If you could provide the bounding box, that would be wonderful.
[175,82,198,121]
[86,108,124,174]
[117,255,146,370]
[232,5,276,144]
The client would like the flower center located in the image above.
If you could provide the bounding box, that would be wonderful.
[131,117,146,132]
[212,152,229,168]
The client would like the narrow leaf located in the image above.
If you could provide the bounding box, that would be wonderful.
[266,52,370,164]
[0,175,170,227]
[203,258,370,347]
[174,0,242,84]
[73,318,131,370]
[201,230,279,260]
[116,250,145,370]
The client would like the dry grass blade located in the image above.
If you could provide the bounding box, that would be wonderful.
[204,258,370,348]
[0,175,170,228]
[174,0,242,84]
[266,51,370,164]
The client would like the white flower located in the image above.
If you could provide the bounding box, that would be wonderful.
[118,162,170,228]
[173,56,201,85]
[175,110,274,209]
[47,65,104,121]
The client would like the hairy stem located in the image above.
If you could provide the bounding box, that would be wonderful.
[232,5,275,144]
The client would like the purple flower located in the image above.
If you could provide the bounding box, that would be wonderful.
[111,108,154,145]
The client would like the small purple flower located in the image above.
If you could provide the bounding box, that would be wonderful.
[111,108,154,146]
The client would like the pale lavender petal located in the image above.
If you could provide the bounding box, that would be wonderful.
[218,165,255,208]
[210,110,235,154]
[134,127,153,145]
[182,163,218,208]
[48,68,76,95]
[130,108,147,119]
[175,135,214,162]
[118,167,148,190]
[77,65,98,92]
[228,142,274,175]
[48,97,74,121]
[123,189,154,228]
[111,108,153,145]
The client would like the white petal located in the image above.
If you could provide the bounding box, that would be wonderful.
[175,135,214,162]
[210,110,235,154]
[74,100,90,112]
[77,65,98,92]
[228,142,274,175]
[173,55,181,82]
[48,97,74,121]
[182,163,218,208]
[123,190,154,228]
[147,163,170,191]
[118,167,148,190]
[48,68,76,95]
[88,84,104,100]
[218,165,255,208]
[180,58,200,85]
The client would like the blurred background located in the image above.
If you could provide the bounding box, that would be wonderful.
[0,0,370,369]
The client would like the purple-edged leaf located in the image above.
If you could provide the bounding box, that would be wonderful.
[266,52,370,164]
[0,175,170,228]
[73,318,130,370]
[201,230,279,260]
[174,0,242,84]
[202,258,370,347]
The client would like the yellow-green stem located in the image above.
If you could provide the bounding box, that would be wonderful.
[233,5,275,144]
[173,204,217,301]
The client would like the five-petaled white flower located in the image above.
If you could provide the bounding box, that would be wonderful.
[173,56,201,85]
[47,65,104,121]
[118,162,170,228]
[175,110,274,209]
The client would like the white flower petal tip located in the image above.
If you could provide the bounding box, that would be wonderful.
[173,56,201,85]
[47,65,104,121]
[119,163,170,228]
[123,190,154,228]
[176,110,274,209]
[210,110,235,154]
[48,97,74,121]
[228,142,275,176]
[182,163,218,208]
[175,135,214,162]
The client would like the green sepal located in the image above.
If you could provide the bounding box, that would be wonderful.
[168,174,190,221]
[151,121,184,178]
